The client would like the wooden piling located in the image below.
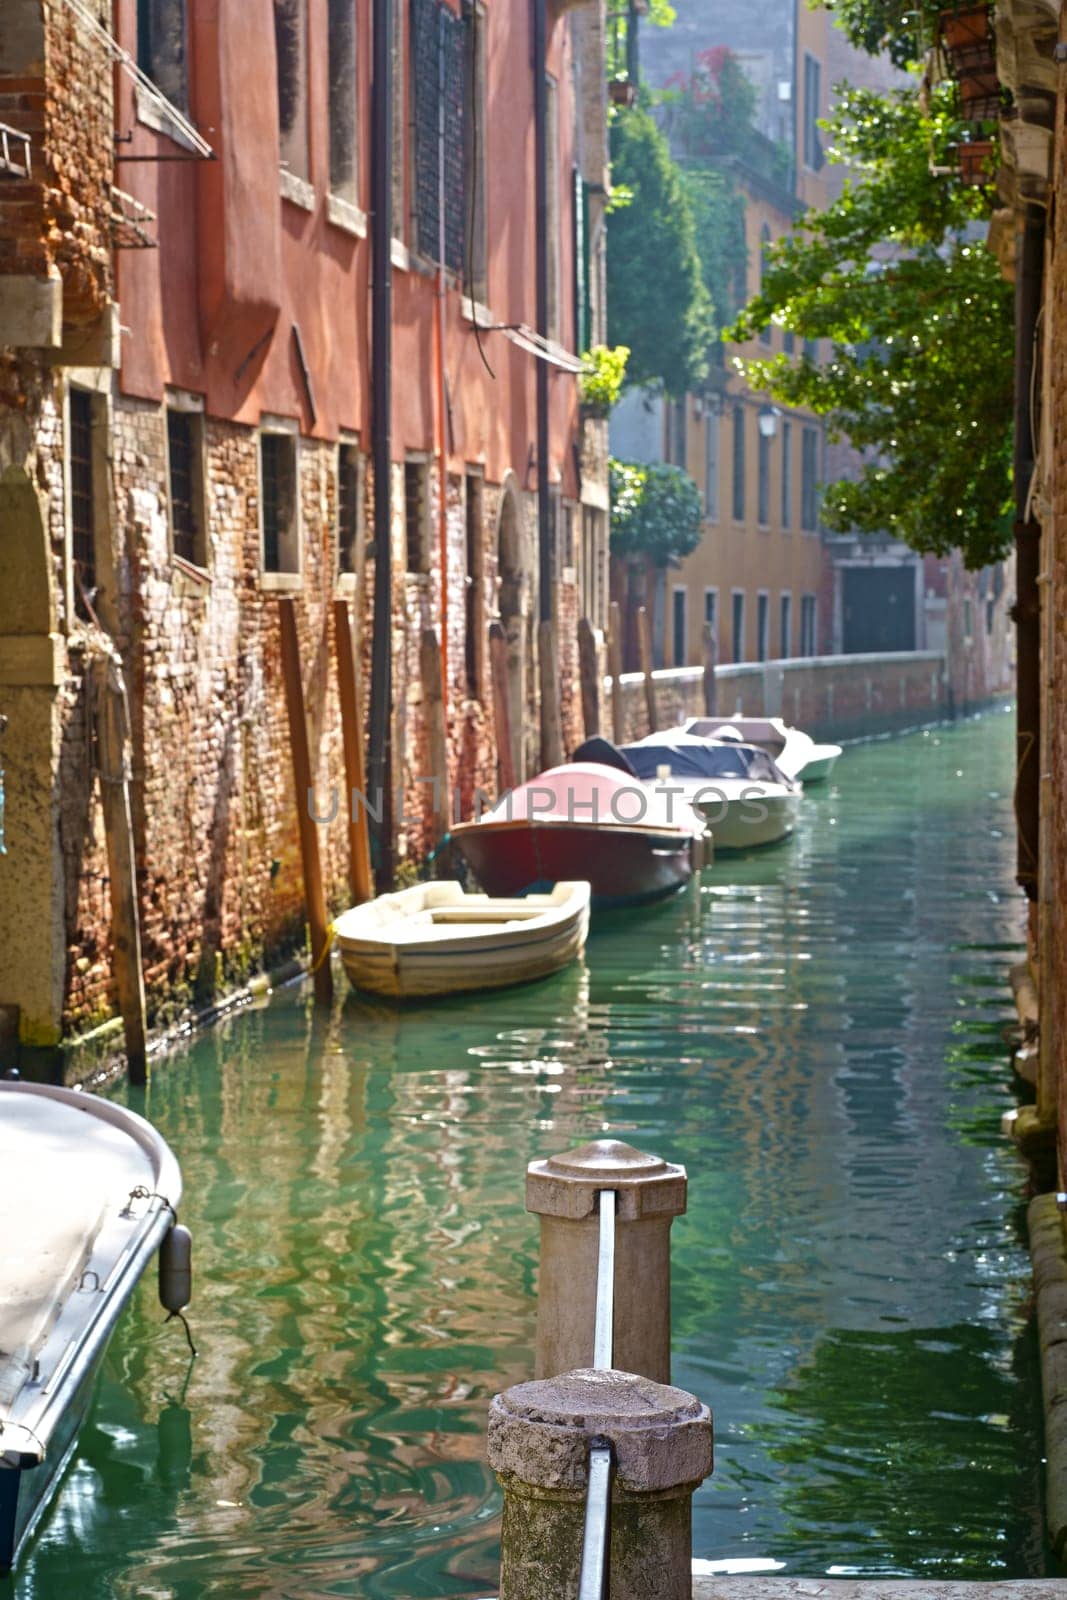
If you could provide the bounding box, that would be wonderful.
[538,619,563,770]
[702,621,719,718]
[637,605,657,735]
[577,616,600,740]
[278,598,333,1004]
[91,652,148,1084]
[607,600,624,745]
[489,620,517,792]
[419,626,451,853]
[333,600,373,906]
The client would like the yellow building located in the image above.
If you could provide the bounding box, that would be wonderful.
[616,2,835,669]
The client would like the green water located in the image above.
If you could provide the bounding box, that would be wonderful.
[7,707,1051,1597]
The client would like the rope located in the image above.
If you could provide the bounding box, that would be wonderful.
[310,923,336,973]
[165,1309,198,1358]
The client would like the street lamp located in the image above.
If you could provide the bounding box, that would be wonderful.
[758,404,780,438]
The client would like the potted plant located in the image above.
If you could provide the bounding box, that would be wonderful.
[609,76,637,108]
[939,3,992,64]
[579,344,630,419]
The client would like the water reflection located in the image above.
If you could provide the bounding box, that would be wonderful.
[4,707,1051,1596]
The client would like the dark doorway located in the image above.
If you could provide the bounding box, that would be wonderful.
[842,566,916,653]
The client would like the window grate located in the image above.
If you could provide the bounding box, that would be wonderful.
[69,390,95,613]
[404,460,430,573]
[261,433,297,573]
[167,409,197,564]
[338,445,360,574]
[410,0,466,270]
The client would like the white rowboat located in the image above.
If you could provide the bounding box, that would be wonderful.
[0,1081,187,1571]
[681,716,842,785]
[333,880,590,998]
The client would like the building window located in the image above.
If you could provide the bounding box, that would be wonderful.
[463,1,487,302]
[328,0,357,201]
[780,420,792,528]
[783,329,795,355]
[780,591,792,657]
[802,337,818,365]
[166,407,205,568]
[801,426,819,531]
[803,53,823,171]
[138,0,189,111]
[546,74,560,341]
[392,0,406,237]
[986,598,995,634]
[69,389,97,619]
[275,0,309,181]
[704,587,718,636]
[731,590,745,663]
[667,398,687,469]
[704,413,719,521]
[756,592,769,662]
[404,459,431,574]
[465,472,484,694]
[261,431,300,575]
[337,444,362,576]
[757,428,771,526]
[732,405,745,522]
[759,224,772,347]
[800,593,817,655]
[672,587,687,667]
[964,599,974,641]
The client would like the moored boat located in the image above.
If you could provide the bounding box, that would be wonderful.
[451,763,707,908]
[0,1081,189,1571]
[333,880,590,998]
[681,714,842,785]
[607,730,802,851]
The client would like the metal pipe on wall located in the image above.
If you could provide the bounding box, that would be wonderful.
[1013,206,1044,901]
[533,0,551,627]
[369,0,395,890]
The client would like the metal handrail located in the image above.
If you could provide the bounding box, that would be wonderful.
[578,1190,617,1599]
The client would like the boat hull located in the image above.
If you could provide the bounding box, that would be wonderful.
[794,745,841,784]
[692,790,801,850]
[338,901,590,998]
[452,819,695,907]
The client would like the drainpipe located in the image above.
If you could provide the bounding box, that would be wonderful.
[369,0,395,889]
[533,0,551,627]
[1013,206,1043,901]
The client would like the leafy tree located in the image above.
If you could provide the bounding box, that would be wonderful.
[610,458,704,566]
[827,0,942,71]
[680,164,748,333]
[726,85,1013,568]
[607,110,715,396]
[660,47,759,163]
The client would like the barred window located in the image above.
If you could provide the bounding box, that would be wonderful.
[337,444,361,575]
[167,408,205,567]
[410,0,465,268]
[69,389,96,618]
[261,432,300,574]
[404,459,430,574]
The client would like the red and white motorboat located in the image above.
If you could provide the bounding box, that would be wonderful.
[450,762,708,908]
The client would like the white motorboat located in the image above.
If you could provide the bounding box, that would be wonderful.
[333,879,591,998]
[619,730,802,850]
[0,1080,189,1571]
[681,715,842,785]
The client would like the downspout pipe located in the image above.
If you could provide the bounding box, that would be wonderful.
[534,0,551,626]
[369,0,395,889]
[1013,205,1043,901]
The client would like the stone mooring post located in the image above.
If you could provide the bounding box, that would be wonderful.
[489,1367,713,1600]
[526,1139,687,1384]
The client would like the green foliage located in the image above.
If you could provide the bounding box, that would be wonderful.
[680,165,749,331]
[826,0,943,70]
[607,110,715,396]
[726,85,1013,568]
[580,345,630,415]
[659,47,759,162]
[610,458,704,567]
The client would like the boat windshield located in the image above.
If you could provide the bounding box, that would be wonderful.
[621,741,782,783]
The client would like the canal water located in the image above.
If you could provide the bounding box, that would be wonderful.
[6,706,1051,1599]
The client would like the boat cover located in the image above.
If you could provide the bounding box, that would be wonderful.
[485,762,701,833]
[0,1094,153,1407]
[620,738,787,784]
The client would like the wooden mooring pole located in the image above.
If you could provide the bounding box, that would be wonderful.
[278,598,333,1004]
[538,618,563,770]
[607,599,624,745]
[489,620,517,793]
[577,616,600,740]
[91,652,147,1084]
[419,626,451,854]
[702,620,719,718]
[333,600,373,906]
[637,604,657,735]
